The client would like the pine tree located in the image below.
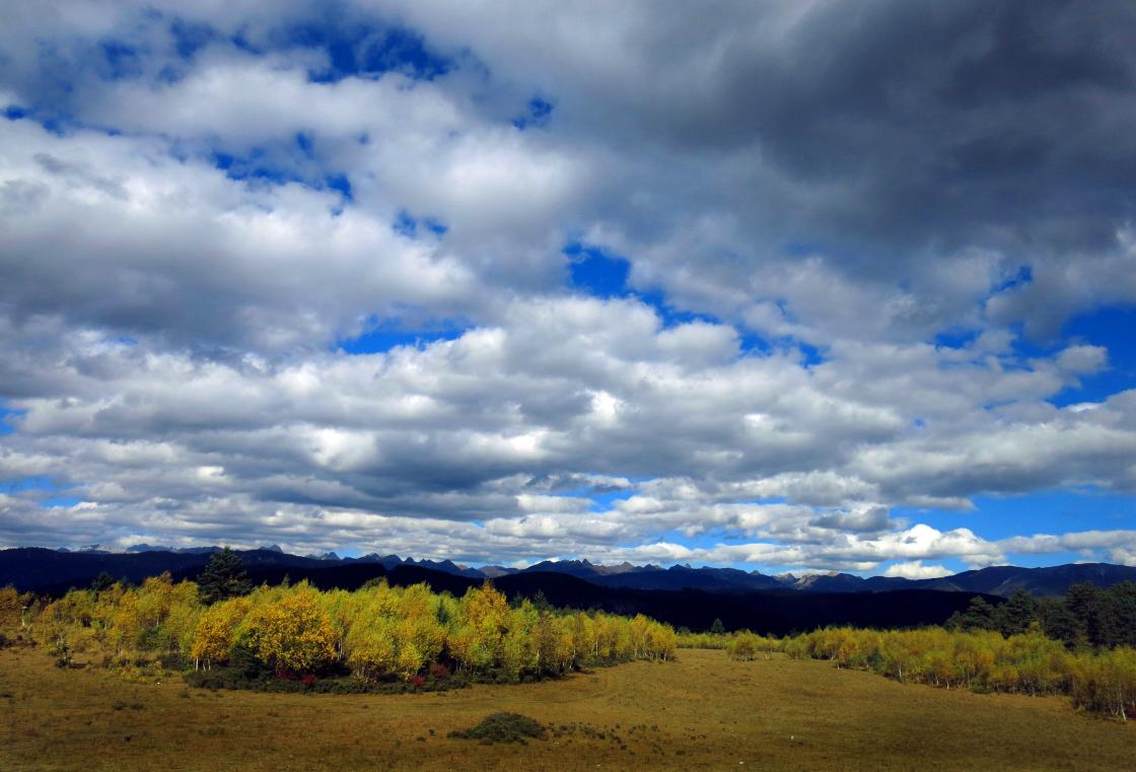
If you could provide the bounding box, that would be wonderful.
[996,590,1039,637]
[89,571,116,593]
[710,617,725,634]
[1039,598,1084,649]
[1066,583,1106,647]
[947,596,997,631]
[197,547,252,605]
[1105,581,1136,648]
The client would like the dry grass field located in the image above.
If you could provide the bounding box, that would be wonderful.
[2,645,1133,770]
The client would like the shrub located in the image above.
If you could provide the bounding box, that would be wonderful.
[449,712,547,744]
[677,631,728,649]
[727,632,778,661]
[111,700,144,711]
[0,585,23,628]
[48,631,73,668]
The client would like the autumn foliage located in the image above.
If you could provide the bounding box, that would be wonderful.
[784,626,1136,721]
[676,629,779,659]
[0,585,28,628]
[26,577,676,687]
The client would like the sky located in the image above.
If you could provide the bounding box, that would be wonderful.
[0,0,1134,577]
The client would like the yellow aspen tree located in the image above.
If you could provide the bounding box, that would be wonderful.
[240,583,338,674]
[191,597,251,669]
[344,615,398,682]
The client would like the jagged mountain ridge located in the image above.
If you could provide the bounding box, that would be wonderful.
[1,546,1134,597]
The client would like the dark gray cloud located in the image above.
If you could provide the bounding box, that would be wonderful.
[386,0,1136,336]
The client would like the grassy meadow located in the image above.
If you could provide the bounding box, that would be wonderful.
[2,643,1134,770]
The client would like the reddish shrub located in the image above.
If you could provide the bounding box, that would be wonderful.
[429,662,451,680]
[300,674,317,687]
[409,675,426,688]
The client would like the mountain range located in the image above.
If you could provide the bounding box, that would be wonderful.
[4,546,1135,635]
[3,545,1134,598]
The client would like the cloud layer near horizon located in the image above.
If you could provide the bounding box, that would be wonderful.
[2,1,1135,572]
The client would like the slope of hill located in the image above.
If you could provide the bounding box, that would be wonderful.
[915,563,1136,596]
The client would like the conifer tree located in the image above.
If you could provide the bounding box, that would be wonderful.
[90,571,116,593]
[947,596,997,631]
[997,590,1039,636]
[197,547,252,605]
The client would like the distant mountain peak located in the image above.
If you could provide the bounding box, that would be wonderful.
[522,558,654,577]
[125,543,219,555]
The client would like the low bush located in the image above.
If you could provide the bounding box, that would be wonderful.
[0,585,25,628]
[678,629,780,659]
[48,634,72,669]
[111,700,144,711]
[727,631,779,661]
[449,712,547,744]
[676,631,729,649]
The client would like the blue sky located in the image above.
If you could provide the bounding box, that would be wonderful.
[0,1,1134,577]
[1051,306,1136,406]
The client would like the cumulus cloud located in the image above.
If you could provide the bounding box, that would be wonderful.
[883,561,953,580]
[1,1,1135,571]
[1109,547,1136,567]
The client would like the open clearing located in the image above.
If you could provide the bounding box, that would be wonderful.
[1,646,1132,770]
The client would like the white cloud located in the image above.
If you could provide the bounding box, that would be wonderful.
[883,561,953,580]
[2,295,1136,565]
[0,1,1134,569]
[1109,547,1136,567]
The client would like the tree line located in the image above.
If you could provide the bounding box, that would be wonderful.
[783,626,1136,722]
[672,585,1136,722]
[946,582,1136,650]
[8,550,677,688]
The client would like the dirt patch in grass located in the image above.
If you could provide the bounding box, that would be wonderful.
[449,712,546,744]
